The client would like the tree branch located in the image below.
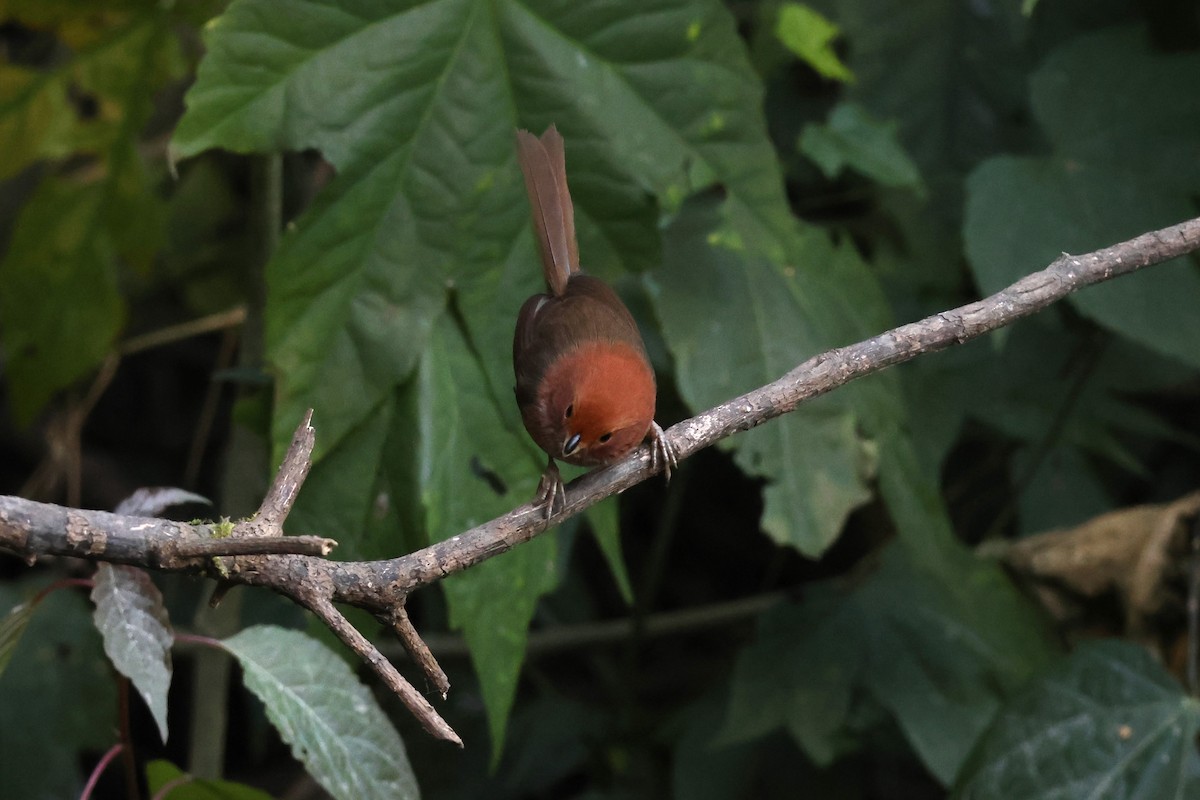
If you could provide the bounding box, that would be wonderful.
[2,215,1198,743]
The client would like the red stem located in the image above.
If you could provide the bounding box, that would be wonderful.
[33,577,94,605]
[79,743,124,800]
[173,632,225,650]
[118,677,139,800]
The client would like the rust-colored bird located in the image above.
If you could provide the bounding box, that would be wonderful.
[513,126,676,515]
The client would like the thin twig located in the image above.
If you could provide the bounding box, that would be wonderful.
[255,409,314,530]
[304,595,461,746]
[119,307,247,357]
[395,591,788,659]
[391,605,450,698]
[1188,511,1200,696]
[117,677,139,800]
[80,743,124,800]
[171,535,336,558]
[184,325,241,488]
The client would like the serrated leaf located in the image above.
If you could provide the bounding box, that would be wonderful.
[114,487,211,516]
[722,543,1056,784]
[799,102,922,189]
[654,193,875,555]
[775,3,853,82]
[146,759,275,800]
[0,600,35,680]
[954,641,1200,799]
[91,564,174,743]
[223,626,419,800]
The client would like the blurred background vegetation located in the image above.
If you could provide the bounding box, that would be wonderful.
[1,0,1199,797]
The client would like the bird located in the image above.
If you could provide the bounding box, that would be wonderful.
[512,125,676,517]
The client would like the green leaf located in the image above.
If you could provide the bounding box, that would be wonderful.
[1031,27,1200,193]
[654,193,875,555]
[722,543,1055,785]
[799,102,922,189]
[965,27,1200,371]
[170,0,893,742]
[146,759,275,800]
[0,178,125,424]
[0,14,180,180]
[775,3,854,82]
[0,599,35,680]
[825,0,1029,171]
[222,625,419,800]
[583,499,634,606]
[420,313,556,755]
[966,156,1200,371]
[954,641,1200,799]
[0,577,116,799]
[91,564,174,743]
[0,12,177,424]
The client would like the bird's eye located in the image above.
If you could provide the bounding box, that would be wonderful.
[564,404,574,419]
[599,432,612,443]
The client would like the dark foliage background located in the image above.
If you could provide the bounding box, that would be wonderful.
[1,0,1199,798]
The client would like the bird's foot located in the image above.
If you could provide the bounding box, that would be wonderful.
[534,457,567,519]
[648,421,678,482]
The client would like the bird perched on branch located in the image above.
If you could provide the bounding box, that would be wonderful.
[512,125,676,516]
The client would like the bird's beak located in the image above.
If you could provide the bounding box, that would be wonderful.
[563,432,582,457]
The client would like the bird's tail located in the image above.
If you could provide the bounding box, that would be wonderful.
[515,125,579,296]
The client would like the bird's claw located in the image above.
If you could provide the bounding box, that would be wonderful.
[534,458,567,519]
[648,421,678,482]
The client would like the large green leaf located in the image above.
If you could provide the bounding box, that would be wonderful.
[655,192,878,555]
[965,27,1200,370]
[721,542,1055,785]
[172,0,902,743]
[0,578,116,799]
[816,0,1030,171]
[223,625,419,800]
[954,641,1200,799]
[421,313,555,754]
[91,564,174,744]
